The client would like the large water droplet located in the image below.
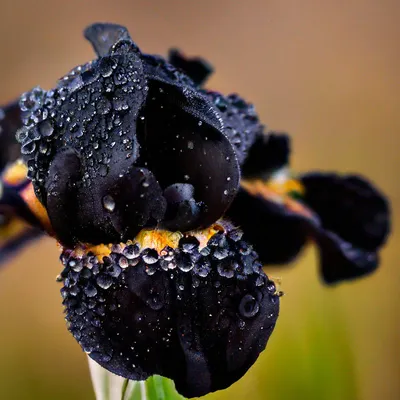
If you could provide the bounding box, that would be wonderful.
[238,294,260,318]
[96,274,113,289]
[217,260,237,278]
[122,244,140,259]
[194,257,211,277]
[21,140,36,155]
[142,249,159,265]
[38,120,54,137]
[99,164,109,177]
[84,283,98,297]
[102,195,115,212]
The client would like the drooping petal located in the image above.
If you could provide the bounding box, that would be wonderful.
[0,161,44,264]
[60,224,279,398]
[84,23,132,57]
[300,173,390,251]
[226,187,311,264]
[229,172,390,284]
[241,132,290,179]
[0,100,22,171]
[168,49,213,86]
[300,172,390,283]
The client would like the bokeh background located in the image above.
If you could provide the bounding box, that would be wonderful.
[0,0,398,399]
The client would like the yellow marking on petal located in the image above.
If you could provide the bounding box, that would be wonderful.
[0,216,30,241]
[1,160,28,186]
[241,178,313,219]
[135,229,182,253]
[83,243,113,260]
[268,178,305,197]
[71,223,225,261]
[242,178,304,199]
[20,183,54,234]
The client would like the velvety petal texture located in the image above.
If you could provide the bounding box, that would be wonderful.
[229,173,390,284]
[300,172,390,283]
[16,23,244,247]
[1,20,390,400]
[60,225,279,398]
[0,100,22,170]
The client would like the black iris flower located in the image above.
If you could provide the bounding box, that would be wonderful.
[0,22,391,398]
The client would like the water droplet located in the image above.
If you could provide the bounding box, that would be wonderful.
[187,141,194,150]
[123,244,140,259]
[213,247,229,260]
[179,236,199,253]
[38,120,54,137]
[223,190,228,195]
[238,294,260,318]
[71,261,83,272]
[266,281,276,294]
[99,164,108,177]
[118,256,129,269]
[194,258,211,277]
[102,195,115,212]
[107,264,122,278]
[256,275,266,287]
[84,284,98,297]
[217,260,237,278]
[176,253,194,272]
[142,249,159,265]
[198,120,203,126]
[145,264,158,276]
[96,274,113,289]
[21,140,36,155]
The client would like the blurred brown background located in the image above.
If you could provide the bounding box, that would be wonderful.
[0,0,398,399]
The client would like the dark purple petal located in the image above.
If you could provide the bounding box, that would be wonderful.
[0,100,22,171]
[168,49,213,86]
[300,173,390,251]
[84,23,132,57]
[232,172,390,284]
[205,91,263,165]
[61,227,279,398]
[139,79,240,230]
[300,172,391,284]
[227,188,310,264]
[241,132,290,179]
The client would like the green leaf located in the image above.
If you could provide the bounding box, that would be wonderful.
[88,357,186,400]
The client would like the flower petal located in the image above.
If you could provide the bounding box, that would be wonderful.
[138,78,240,231]
[227,187,310,264]
[300,172,390,283]
[61,225,279,398]
[84,23,132,57]
[168,49,213,86]
[0,163,43,264]
[231,171,390,284]
[241,132,290,179]
[0,100,22,171]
